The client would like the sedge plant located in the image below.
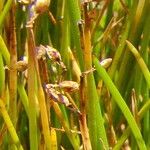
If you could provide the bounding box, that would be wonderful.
[0,0,150,150]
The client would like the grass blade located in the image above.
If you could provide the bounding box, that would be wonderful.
[93,56,147,150]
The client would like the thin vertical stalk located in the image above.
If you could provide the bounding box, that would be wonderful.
[79,75,92,150]
[140,3,150,146]
[83,5,108,150]
[34,14,52,150]
[34,10,52,150]
[108,20,130,79]
[36,65,51,149]
[77,19,91,147]
[27,28,39,150]
[9,2,17,128]
[17,80,29,117]
[34,36,52,150]
[28,26,52,149]
[105,0,114,28]
[134,0,145,31]
[0,53,5,96]
[60,0,69,68]
[66,0,84,71]
[28,18,51,150]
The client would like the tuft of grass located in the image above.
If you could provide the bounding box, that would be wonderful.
[0,0,150,149]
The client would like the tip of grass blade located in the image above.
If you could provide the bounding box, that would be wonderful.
[126,40,150,89]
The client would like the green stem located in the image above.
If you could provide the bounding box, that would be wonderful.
[17,80,29,117]
[66,0,84,71]
[0,52,5,96]
[83,8,108,149]
[27,29,39,150]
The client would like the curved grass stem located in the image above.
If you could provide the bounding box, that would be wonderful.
[126,40,150,88]
[93,56,147,150]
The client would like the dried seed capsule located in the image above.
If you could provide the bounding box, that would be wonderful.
[45,85,70,106]
[45,84,81,113]
[59,81,79,92]
[57,94,70,107]
[45,87,59,101]
[45,46,62,62]
[15,60,28,72]
[45,46,66,69]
